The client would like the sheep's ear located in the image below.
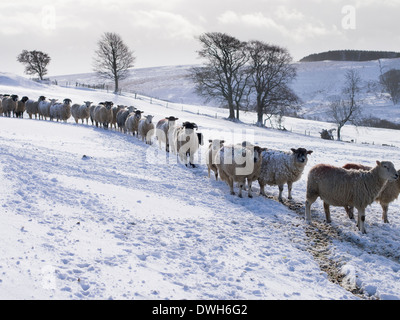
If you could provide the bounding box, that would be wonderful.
[291,148,297,153]
[307,150,313,155]
[221,140,225,143]
[376,161,381,166]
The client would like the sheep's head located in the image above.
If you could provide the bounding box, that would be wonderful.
[104,101,113,110]
[11,94,18,101]
[166,116,179,122]
[376,161,398,182]
[291,148,313,164]
[84,101,93,107]
[145,115,154,123]
[134,110,143,119]
[39,96,46,101]
[63,98,72,105]
[22,96,29,103]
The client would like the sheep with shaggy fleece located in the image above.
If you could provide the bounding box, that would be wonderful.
[216,144,264,198]
[2,94,18,117]
[206,139,225,180]
[25,96,46,119]
[71,101,92,124]
[125,110,144,136]
[38,98,58,120]
[175,122,204,168]
[342,163,400,223]
[156,116,179,152]
[258,148,313,202]
[15,96,28,118]
[116,106,136,133]
[111,105,125,130]
[50,98,72,122]
[138,115,155,144]
[93,101,113,129]
[305,161,398,233]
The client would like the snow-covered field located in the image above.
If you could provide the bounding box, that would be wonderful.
[1,66,400,300]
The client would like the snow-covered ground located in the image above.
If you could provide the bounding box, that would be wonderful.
[1,68,400,300]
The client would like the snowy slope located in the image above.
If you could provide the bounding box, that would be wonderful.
[50,58,400,123]
[1,72,400,300]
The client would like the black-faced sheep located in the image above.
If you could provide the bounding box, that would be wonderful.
[50,98,72,122]
[175,121,204,168]
[258,148,313,202]
[71,101,92,124]
[138,115,155,144]
[93,101,113,129]
[156,116,179,152]
[2,94,18,117]
[15,96,28,118]
[305,161,398,234]
[38,98,58,120]
[125,110,144,136]
[216,144,264,198]
[206,139,225,180]
[342,163,400,224]
[25,96,46,119]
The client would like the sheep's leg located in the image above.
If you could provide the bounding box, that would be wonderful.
[259,181,266,196]
[247,180,253,198]
[278,185,284,202]
[287,182,293,199]
[228,177,235,195]
[323,202,332,223]
[357,208,367,234]
[345,206,354,219]
[381,203,390,223]
[305,200,313,223]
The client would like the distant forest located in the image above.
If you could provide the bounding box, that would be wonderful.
[300,50,400,62]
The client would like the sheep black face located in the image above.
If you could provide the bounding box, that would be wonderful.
[291,148,313,163]
[11,95,19,101]
[166,116,179,121]
[63,98,72,104]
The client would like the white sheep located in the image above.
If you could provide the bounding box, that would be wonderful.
[305,161,399,234]
[38,98,58,120]
[175,121,204,168]
[216,144,264,198]
[93,101,113,129]
[206,139,225,180]
[15,96,28,118]
[342,163,400,224]
[50,98,72,122]
[71,101,92,124]
[116,106,136,133]
[258,148,313,202]
[25,96,46,119]
[125,110,144,136]
[155,116,179,152]
[138,115,155,144]
[2,95,18,117]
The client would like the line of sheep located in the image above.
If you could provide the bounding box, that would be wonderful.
[1,93,400,234]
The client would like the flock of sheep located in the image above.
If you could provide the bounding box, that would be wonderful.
[1,93,400,234]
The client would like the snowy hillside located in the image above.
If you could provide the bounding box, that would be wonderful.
[50,58,400,123]
[1,71,400,300]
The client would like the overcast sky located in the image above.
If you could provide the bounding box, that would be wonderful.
[1,0,400,77]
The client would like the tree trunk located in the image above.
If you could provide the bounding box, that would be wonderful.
[114,77,119,94]
[337,125,342,141]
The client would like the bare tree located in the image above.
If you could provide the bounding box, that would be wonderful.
[328,69,363,141]
[17,50,51,80]
[93,32,135,93]
[246,40,299,126]
[380,68,400,105]
[191,32,250,120]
